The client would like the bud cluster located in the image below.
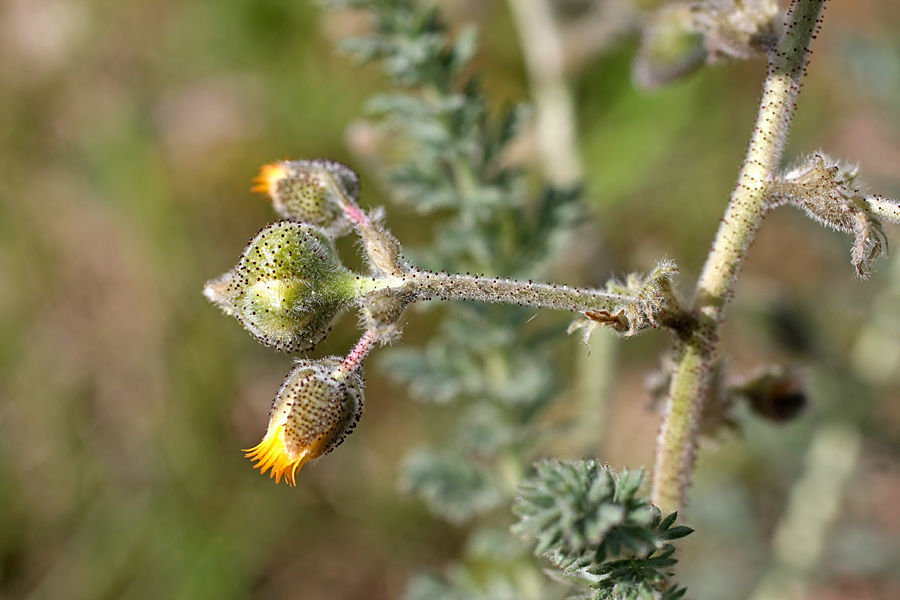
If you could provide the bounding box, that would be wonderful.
[206,159,690,484]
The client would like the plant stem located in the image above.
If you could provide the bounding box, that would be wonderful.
[651,0,827,514]
[358,268,634,315]
[334,329,378,380]
[506,0,582,186]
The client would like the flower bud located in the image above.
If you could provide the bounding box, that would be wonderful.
[634,1,781,89]
[633,4,706,90]
[730,366,806,423]
[252,159,360,237]
[691,0,781,62]
[245,358,365,485]
[204,221,358,352]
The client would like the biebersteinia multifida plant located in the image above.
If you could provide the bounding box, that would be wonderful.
[205,158,693,482]
[205,0,900,596]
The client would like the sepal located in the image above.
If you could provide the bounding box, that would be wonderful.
[771,152,900,278]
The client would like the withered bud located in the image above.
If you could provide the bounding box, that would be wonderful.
[729,365,806,423]
[772,152,900,278]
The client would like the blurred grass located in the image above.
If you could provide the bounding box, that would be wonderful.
[0,1,898,599]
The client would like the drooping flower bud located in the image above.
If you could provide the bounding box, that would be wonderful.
[729,365,806,423]
[245,358,365,485]
[633,4,706,90]
[251,159,361,237]
[634,1,781,89]
[204,221,359,352]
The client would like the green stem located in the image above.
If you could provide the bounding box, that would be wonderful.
[357,268,634,315]
[651,0,827,514]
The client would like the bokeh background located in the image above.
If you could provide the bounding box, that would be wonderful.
[1,1,899,599]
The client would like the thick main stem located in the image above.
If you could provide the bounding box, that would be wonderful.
[652,0,827,514]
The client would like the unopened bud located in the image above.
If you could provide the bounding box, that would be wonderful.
[729,365,806,423]
[245,358,365,485]
[204,221,359,352]
[691,0,781,62]
[634,4,706,90]
[634,1,781,89]
[252,159,361,237]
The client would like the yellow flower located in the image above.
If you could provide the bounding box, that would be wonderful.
[244,358,364,485]
[251,161,288,196]
[249,159,360,236]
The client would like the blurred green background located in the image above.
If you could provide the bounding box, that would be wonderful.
[1,1,899,599]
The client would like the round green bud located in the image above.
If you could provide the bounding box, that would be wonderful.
[204,221,358,352]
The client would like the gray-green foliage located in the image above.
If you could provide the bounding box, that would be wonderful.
[513,461,691,600]
[327,0,610,596]
[400,449,504,524]
[326,0,580,273]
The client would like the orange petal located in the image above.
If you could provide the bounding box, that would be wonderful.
[251,162,288,196]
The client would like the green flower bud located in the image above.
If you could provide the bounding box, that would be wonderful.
[204,221,359,352]
[252,159,360,237]
[633,4,706,90]
[245,358,365,485]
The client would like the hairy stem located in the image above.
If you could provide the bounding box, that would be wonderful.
[334,330,378,380]
[652,0,827,514]
[358,268,633,314]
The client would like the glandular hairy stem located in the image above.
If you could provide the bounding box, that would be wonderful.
[354,262,677,339]
[357,268,622,309]
[403,269,631,313]
[652,0,827,514]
